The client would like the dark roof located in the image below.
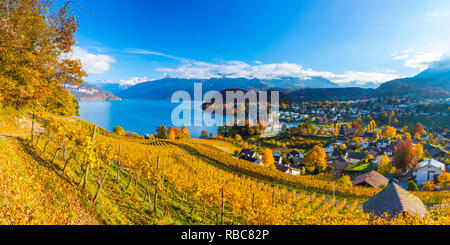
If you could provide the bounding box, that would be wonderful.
[352,170,389,188]
[363,183,429,218]
[356,132,365,137]
[428,147,445,158]
[444,145,450,152]
[367,150,379,157]
[337,136,346,141]
[240,149,255,155]
[275,164,289,172]
[329,157,353,171]
[290,150,301,155]
[423,144,434,151]
[376,139,390,144]
[348,152,367,160]
[364,132,376,138]
[345,128,359,135]
[275,164,299,173]
[240,155,258,163]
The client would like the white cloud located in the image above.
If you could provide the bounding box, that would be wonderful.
[118,77,149,86]
[155,61,401,84]
[124,48,190,62]
[426,12,439,17]
[70,47,116,75]
[393,48,448,70]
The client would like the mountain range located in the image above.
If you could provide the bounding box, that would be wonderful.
[65,83,121,101]
[74,60,450,102]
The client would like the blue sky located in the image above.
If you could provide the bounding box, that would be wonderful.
[70,0,450,86]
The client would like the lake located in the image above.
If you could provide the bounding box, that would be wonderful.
[78,100,219,138]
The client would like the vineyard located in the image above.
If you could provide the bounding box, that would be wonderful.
[0,113,449,225]
[171,140,450,206]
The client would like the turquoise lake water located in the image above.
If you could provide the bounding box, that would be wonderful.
[78,100,219,138]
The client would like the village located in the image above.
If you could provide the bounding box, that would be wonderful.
[231,98,450,195]
[279,97,450,126]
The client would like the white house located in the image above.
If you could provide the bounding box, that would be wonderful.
[275,165,301,176]
[413,159,446,186]
[324,145,334,155]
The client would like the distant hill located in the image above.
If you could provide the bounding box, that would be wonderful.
[117,77,338,100]
[373,77,450,97]
[94,83,131,95]
[415,59,450,80]
[373,60,450,97]
[286,87,373,102]
[66,83,121,101]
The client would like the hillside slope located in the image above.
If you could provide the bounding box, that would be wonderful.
[0,138,98,224]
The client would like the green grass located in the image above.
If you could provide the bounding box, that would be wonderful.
[345,162,372,173]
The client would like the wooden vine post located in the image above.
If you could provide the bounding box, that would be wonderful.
[221,187,224,225]
[117,144,121,182]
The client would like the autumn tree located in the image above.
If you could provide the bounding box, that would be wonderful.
[200,130,209,139]
[438,172,450,188]
[305,145,327,172]
[234,134,242,141]
[413,123,426,136]
[113,125,125,136]
[422,181,436,191]
[181,127,190,139]
[156,125,167,139]
[0,0,85,113]
[262,148,275,169]
[382,126,397,139]
[338,175,352,186]
[404,132,412,141]
[167,126,176,140]
[413,143,424,161]
[367,120,376,132]
[392,140,416,175]
[377,155,391,175]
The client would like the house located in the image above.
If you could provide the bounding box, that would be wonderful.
[379,145,395,156]
[324,145,334,155]
[273,155,283,165]
[444,144,450,152]
[347,152,368,164]
[352,170,389,188]
[428,147,446,159]
[336,136,346,143]
[422,143,434,152]
[275,164,301,176]
[363,183,429,219]
[345,128,359,137]
[239,149,262,164]
[413,159,446,186]
[328,156,353,172]
[289,150,303,159]
[239,149,256,159]
[376,139,390,148]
